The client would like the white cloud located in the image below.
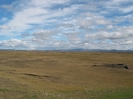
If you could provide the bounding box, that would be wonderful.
[7,7,48,33]
[0,0,133,50]
[120,40,133,45]
[106,25,113,29]
[66,32,81,42]
[4,0,79,35]
[1,4,14,11]
[31,29,56,47]
[33,29,54,39]
[29,0,70,7]
[104,0,133,14]
[0,39,35,50]
[0,25,11,30]
[121,6,133,13]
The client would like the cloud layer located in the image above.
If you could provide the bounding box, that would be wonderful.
[0,0,133,50]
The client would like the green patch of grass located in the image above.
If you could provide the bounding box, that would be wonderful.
[0,88,40,99]
[101,89,133,99]
[21,95,39,99]
[0,88,13,92]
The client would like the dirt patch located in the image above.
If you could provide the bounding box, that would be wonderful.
[24,73,78,85]
[25,73,60,83]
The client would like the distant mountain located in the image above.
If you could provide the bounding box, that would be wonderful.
[55,49,133,52]
[44,49,133,52]
[0,49,133,52]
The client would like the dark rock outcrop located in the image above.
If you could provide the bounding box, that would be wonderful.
[92,63,129,69]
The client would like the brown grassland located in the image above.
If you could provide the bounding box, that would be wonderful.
[0,51,133,99]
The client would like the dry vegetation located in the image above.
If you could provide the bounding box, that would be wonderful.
[0,51,133,99]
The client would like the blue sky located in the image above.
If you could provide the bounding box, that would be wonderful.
[0,0,133,50]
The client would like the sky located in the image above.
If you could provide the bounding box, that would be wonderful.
[0,0,133,50]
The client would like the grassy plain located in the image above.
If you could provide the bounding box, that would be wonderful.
[0,51,133,99]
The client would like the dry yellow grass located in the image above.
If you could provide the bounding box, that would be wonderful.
[0,51,133,99]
